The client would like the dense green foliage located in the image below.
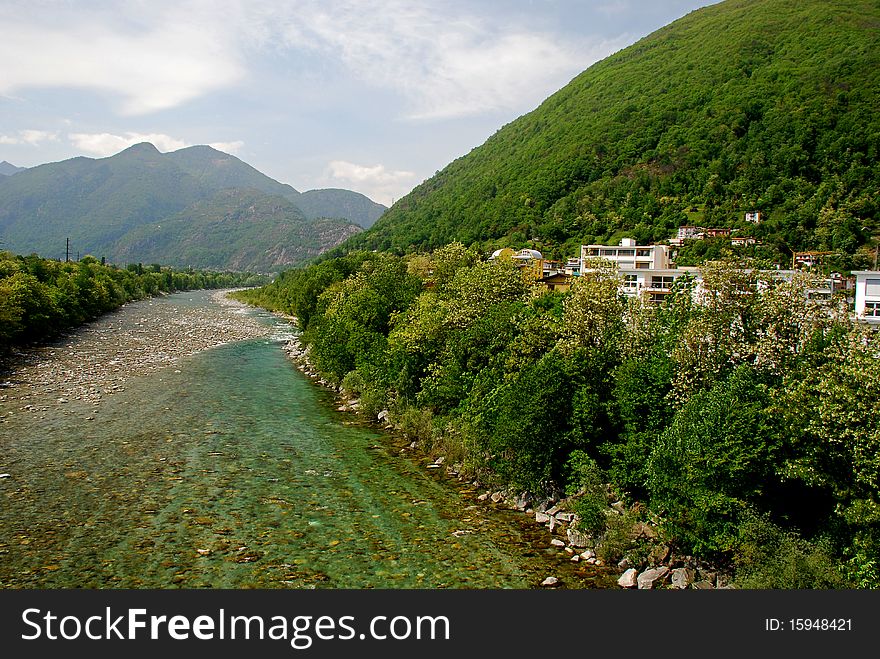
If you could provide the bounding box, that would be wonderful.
[0,251,267,350]
[0,143,381,271]
[343,0,880,270]
[239,246,880,587]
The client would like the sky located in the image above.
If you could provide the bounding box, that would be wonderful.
[1,0,718,206]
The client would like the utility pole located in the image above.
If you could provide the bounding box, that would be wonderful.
[66,237,69,262]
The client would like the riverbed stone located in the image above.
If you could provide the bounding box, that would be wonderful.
[566,528,591,548]
[617,568,638,588]
[671,567,695,589]
[550,538,566,548]
[637,566,670,589]
[541,576,559,587]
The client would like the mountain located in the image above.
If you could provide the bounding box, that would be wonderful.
[0,161,25,176]
[163,145,301,200]
[295,188,386,228]
[0,144,377,269]
[345,0,880,268]
[112,188,361,272]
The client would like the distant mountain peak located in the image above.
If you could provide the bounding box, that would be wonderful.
[0,160,26,176]
[0,140,383,268]
[120,142,161,154]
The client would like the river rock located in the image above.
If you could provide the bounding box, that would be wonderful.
[550,538,566,548]
[540,576,559,587]
[566,528,591,548]
[377,409,390,422]
[637,566,670,590]
[490,491,503,503]
[671,567,695,589]
[617,568,638,588]
[535,512,550,524]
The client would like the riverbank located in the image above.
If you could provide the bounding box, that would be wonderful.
[280,328,736,590]
[0,290,269,422]
[278,330,628,588]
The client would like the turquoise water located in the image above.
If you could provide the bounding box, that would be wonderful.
[0,292,610,588]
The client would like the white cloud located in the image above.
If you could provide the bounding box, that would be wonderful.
[0,2,245,115]
[0,1,623,122]
[68,132,188,157]
[68,132,244,157]
[0,129,59,145]
[325,159,416,206]
[273,0,624,120]
[329,160,415,185]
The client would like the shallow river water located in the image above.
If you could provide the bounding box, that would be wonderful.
[0,291,612,588]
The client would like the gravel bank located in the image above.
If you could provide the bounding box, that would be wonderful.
[0,290,270,421]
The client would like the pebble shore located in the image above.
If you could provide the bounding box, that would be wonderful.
[0,290,270,421]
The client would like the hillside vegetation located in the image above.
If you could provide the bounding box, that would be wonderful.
[111,188,362,273]
[0,144,381,271]
[346,0,880,269]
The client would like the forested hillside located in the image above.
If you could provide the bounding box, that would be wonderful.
[346,0,879,269]
[111,188,362,272]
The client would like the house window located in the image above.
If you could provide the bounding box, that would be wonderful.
[651,275,675,289]
[866,302,880,317]
[635,262,649,269]
[636,249,651,257]
[623,274,638,288]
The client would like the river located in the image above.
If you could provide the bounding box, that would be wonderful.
[0,290,612,588]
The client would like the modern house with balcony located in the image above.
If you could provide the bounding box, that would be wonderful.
[853,271,880,324]
[581,239,696,302]
[581,238,671,271]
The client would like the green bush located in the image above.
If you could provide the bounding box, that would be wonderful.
[733,513,849,589]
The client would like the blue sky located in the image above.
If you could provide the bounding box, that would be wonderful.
[0,1,717,205]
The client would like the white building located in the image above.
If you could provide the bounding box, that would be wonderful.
[581,239,697,302]
[619,267,700,302]
[853,271,880,323]
[581,238,671,271]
